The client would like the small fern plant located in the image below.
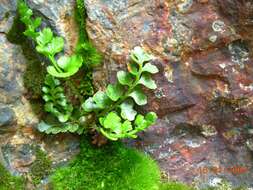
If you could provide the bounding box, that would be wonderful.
[82,47,159,140]
[18,2,83,78]
[18,1,159,141]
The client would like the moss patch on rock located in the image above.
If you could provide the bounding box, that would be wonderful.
[0,164,25,190]
[160,182,195,190]
[75,0,102,68]
[7,14,46,99]
[30,147,52,185]
[50,138,161,190]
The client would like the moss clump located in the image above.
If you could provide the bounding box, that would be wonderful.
[22,49,47,99]
[30,148,52,185]
[0,164,25,190]
[51,139,160,190]
[75,0,102,68]
[160,181,195,190]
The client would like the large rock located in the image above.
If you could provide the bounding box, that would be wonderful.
[85,0,253,188]
[0,0,17,33]
[0,0,80,189]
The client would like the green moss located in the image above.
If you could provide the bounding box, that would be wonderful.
[0,164,25,190]
[75,0,102,68]
[7,14,47,99]
[6,14,26,44]
[160,181,195,190]
[30,148,52,185]
[23,51,47,99]
[50,138,160,190]
[75,0,88,41]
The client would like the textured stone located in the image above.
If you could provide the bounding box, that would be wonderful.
[0,0,17,33]
[0,0,80,188]
[0,107,15,127]
[85,0,253,187]
[0,35,26,104]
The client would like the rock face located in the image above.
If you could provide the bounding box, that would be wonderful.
[0,0,79,188]
[85,0,253,188]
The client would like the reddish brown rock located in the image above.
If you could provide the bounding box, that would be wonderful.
[85,0,253,187]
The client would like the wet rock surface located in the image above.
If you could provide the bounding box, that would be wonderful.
[85,0,253,187]
[0,0,80,188]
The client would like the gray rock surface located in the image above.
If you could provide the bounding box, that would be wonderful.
[0,107,15,127]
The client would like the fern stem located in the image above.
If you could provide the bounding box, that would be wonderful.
[48,55,62,73]
[97,64,143,118]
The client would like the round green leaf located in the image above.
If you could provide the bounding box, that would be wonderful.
[93,91,111,109]
[127,62,139,75]
[47,66,79,78]
[119,99,137,121]
[145,112,158,125]
[103,112,122,131]
[117,71,134,86]
[82,97,100,112]
[121,120,133,133]
[48,36,64,55]
[134,114,146,129]
[129,87,147,105]
[142,63,159,74]
[36,27,53,46]
[131,46,154,65]
[57,56,70,70]
[57,114,69,123]
[38,121,51,132]
[106,83,124,101]
[138,73,157,89]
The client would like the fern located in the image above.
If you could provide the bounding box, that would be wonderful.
[42,75,73,123]
[18,1,83,78]
[82,47,159,140]
[38,121,85,135]
[18,1,158,140]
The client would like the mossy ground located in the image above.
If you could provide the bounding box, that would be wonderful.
[0,164,25,190]
[50,137,249,190]
[50,138,161,190]
[160,182,195,190]
[30,147,52,185]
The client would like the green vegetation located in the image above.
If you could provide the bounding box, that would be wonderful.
[7,13,46,99]
[82,47,158,140]
[19,1,83,78]
[30,148,52,185]
[75,0,102,68]
[160,182,195,190]
[0,164,25,190]
[42,75,73,123]
[51,138,160,190]
[18,0,158,141]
